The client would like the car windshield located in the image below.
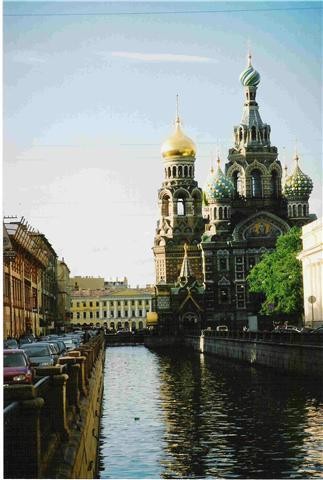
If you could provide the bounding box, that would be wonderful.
[23,346,50,356]
[4,352,27,367]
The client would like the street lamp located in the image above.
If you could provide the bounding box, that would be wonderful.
[308,296,316,328]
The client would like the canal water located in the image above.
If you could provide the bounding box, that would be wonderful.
[99,346,323,479]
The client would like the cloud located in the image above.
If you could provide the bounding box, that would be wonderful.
[110,51,216,63]
[6,51,46,65]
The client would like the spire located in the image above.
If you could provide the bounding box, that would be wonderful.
[179,243,194,280]
[176,93,180,125]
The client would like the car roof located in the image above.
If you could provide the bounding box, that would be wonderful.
[4,348,26,354]
[22,342,51,347]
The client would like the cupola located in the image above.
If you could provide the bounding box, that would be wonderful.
[284,154,313,200]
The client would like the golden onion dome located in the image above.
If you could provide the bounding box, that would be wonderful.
[161,117,196,159]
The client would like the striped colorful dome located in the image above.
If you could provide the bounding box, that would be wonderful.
[204,160,235,202]
[240,57,261,87]
[284,156,313,200]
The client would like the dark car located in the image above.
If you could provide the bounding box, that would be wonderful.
[4,339,19,349]
[313,326,323,334]
[22,342,56,367]
[4,349,34,385]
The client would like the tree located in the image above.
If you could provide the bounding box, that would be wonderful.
[247,227,303,316]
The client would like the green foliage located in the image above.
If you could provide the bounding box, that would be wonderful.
[247,227,303,315]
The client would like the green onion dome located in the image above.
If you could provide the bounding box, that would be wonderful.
[204,159,235,203]
[284,155,313,200]
[240,54,261,87]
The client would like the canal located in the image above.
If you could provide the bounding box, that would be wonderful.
[99,346,323,479]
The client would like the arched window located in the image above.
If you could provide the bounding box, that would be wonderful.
[172,166,176,177]
[224,207,228,219]
[192,192,201,216]
[184,165,188,177]
[178,165,183,177]
[177,197,185,216]
[233,171,243,196]
[251,126,257,141]
[161,195,170,217]
[271,171,279,198]
[303,205,307,217]
[292,205,297,217]
[213,207,217,219]
[298,204,302,217]
[288,205,291,217]
[239,128,243,141]
[219,207,223,220]
[251,170,262,198]
[189,166,193,177]
[168,167,171,178]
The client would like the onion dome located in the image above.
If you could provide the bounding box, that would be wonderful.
[161,116,196,159]
[239,53,261,87]
[284,155,313,200]
[204,158,235,202]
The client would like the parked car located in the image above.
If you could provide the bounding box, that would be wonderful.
[4,339,19,349]
[4,349,34,385]
[61,338,77,351]
[19,336,34,346]
[22,342,56,367]
[274,325,301,333]
[312,326,323,334]
[216,325,229,332]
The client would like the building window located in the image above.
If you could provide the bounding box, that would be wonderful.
[77,302,80,308]
[132,300,135,305]
[104,311,107,318]
[103,301,106,306]
[96,311,99,318]
[177,198,185,216]
[219,288,230,304]
[82,302,86,307]
[162,195,170,217]
[248,257,256,269]
[83,312,86,319]
[219,258,228,271]
[96,302,99,307]
[132,310,135,317]
[110,311,114,317]
[77,312,80,319]
[251,170,262,198]
[89,301,93,307]
[90,312,93,319]
[139,310,142,317]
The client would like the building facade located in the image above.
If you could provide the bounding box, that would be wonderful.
[70,287,154,331]
[57,258,72,330]
[298,218,323,327]
[153,56,315,330]
[3,218,57,338]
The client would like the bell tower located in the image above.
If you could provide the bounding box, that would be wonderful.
[153,97,204,284]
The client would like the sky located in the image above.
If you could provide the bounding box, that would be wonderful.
[3,1,322,286]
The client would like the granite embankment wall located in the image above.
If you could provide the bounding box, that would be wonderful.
[184,332,323,377]
[4,334,105,479]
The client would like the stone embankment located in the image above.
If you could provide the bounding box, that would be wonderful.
[4,333,105,479]
[185,331,323,378]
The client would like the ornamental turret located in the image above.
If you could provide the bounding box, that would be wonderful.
[153,97,204,285]
[284,154,313,221]
[203,157,234,238]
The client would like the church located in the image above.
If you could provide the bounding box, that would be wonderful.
[152,55,315,332]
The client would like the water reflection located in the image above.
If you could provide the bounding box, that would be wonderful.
[99,346,323,479]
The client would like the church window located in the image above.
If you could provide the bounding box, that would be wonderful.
[110,310,114,317]
[251,126,257,141]
[168,167,171,177]
[184,165,188,177]
[303,205,307,216]
[162,195,170,217]
[219,207,223,219]
[213,207,217,219]
[172,166,176,177]
[251,170,262,197]
[236,256,243,264]
[233,171,242,196]
[248,257,256,269]
[271,171,279,198]
[219,288,230,304]
[77,312,80,319]
[292,205,297,217]
[104,311,107,318]
[219,258,228,271]
[224,207,228,219]
[239,128,243,141]
[298,204,302,216]
[89,301,93,307]
[90,312,93,319]
[177,198,185,216]
[139,310,142,316]
[178,165,183,177]
[96,311,99,318]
